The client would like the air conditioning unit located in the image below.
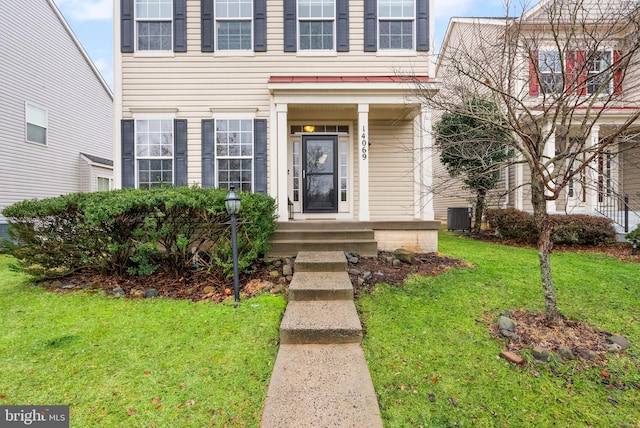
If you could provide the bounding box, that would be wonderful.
[447,207,472,231]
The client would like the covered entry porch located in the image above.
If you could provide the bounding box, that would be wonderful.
[267,76,438,223]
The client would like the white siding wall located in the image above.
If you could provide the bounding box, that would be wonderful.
[0,0,113,222]
[368,120,415,218]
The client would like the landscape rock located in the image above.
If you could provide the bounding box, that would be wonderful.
[112,287,125,298]
[282,264,293,276]
[60,283,76,290]
[500,350,524,365]
[270,284,286,295]
[394,248,416,265]
[532,346,551,362]
[498,316,519,339]
[557,347,576,360]
[269,270,280,278]
[576,349,600,360]
[348,268,361,276]
[203,285,215,294]
[363,271,372,281]
[604,343,622,353]
[392,259,403,268]
[144,288,159,298]
[608,334,631,350]
[131,289,145,298]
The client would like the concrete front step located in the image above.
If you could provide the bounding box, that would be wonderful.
[260,343,384,428]
[289,271,353,301]
[271,229,375,241]
[268,239,377,258]
[292,250,348,272]
[280,300,363,344]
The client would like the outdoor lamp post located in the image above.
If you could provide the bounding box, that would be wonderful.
[225,186,241,302]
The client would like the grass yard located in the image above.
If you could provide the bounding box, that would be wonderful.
[0,255,287,427]
[359,230,640,427]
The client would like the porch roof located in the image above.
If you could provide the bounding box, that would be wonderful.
[268,75,434,83]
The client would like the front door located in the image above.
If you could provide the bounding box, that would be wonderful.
[302,135,338,213]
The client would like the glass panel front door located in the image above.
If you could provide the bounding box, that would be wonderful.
[303,135,338,213]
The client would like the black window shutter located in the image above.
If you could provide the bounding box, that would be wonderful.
[174,0,187,52]
[336,0,349,52]
[201,119,216,188]
[174,119,188,186]
[416,0,429,52]
[283,0,297,52]
[254,119,267,194]
[121,0,134,53]
[254,0,267,52]
[364,0,377,52]
[201,0,214,52]
[121,120,135,188]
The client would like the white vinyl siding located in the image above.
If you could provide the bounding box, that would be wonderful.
[0,0,113,224]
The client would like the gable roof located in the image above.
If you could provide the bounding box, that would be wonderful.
[45,0,113,99]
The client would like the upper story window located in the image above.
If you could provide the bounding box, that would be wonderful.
[539,50,563,94]
[216,119,254,191]
[26,103,47,145]
[378,0,414,50]
[136,119,174,188]
[216,0,253,50]
[135,0,173,51]
[587,50,613,95]
[298,0,335,50]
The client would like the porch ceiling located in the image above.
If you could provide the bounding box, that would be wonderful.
[287,104,419,121]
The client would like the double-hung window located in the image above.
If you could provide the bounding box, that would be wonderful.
[136,119,174,188]
[135,0,173,51]
[587,50,613,95]
[216,119,254,191]
[378,0,414,50]
[216,0,253,50]
[25,103,47,145]
[539,50,563,94]
[298,0,335,50]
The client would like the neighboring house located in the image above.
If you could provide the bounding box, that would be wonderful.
[0,0,114,239]
[114,0,440,252]
[434,1,640,233]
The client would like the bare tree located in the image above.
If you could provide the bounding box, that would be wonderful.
[418,0,640,322]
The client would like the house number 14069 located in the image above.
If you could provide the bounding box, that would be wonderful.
[361,127,368,160]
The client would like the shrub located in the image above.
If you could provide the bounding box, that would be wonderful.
[2,186,277,279]
[485,209,616,245]
[485,208,537,243]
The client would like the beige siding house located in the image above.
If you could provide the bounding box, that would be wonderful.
[434,1,640,233]
[0,0,114,239]
[114,0,440,252]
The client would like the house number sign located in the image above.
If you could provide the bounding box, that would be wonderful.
[361,126,368,160]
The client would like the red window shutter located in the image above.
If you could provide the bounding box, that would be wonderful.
[529,50,539,96]
[566,50,575,93]
[577,50,587,96]
[613,50,623,94]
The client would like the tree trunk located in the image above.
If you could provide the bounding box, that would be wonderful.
[473,190,486,232]
[531,175,563,323]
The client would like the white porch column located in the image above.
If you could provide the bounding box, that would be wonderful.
[515,154,524,211]
[358,104,370,221]
[276,103,289,221]
[543,122,557,213]
[585,125,600,212]
[415,106,434,220]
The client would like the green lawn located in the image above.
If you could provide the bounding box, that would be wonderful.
[0,255,287,427]
[359,230,640,427]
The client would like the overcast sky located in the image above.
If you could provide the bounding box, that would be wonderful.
[52,0,512,90]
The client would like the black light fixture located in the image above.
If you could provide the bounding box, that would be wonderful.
[225,186,241,302]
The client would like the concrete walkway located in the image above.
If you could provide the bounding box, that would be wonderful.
[260,251,383,427]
